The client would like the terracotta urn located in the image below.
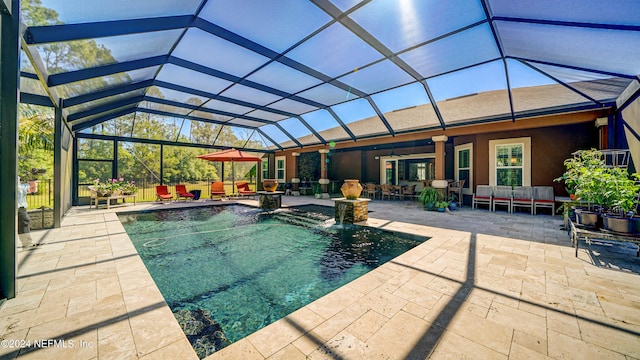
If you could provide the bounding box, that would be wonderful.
[262,179,278,192]
[341,179,363,200]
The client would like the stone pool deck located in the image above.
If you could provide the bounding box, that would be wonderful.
[1,197,639,359]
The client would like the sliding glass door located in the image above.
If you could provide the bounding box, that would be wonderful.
[380,153,435,185]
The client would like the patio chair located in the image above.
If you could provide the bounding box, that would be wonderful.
[236,182,256,198]
[472,185,492,210]
[175,184,195,201]
[492,186,513,212]
[511,186,534,215]
[380,184,393,200]
[363,183,378,199]
[155,185,173,203]
[533,186,555,215]
[448,179,465,206]
[392,185,404,200]
[402,184,417,201]
[210,181,226,200]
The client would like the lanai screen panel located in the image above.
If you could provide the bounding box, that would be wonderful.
[18,0,640,150]
[428,61,511,125]
[371,83,439,132]
[148,86,208,106]
[65,89,147,119]
[34,30,182,74]
[138,100,191,116]
[331,98,387,137]
[78,116,135,137]
[277,118,320,146]
[519,63,634,105]
[22,0,201,25]
[506,59,598,114]
[301,109,351,143]
[155,64,234,97]
[54,66,160,99]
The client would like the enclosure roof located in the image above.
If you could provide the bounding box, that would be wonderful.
[19,0,640,151]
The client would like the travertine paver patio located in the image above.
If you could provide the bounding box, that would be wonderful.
[1,197,638,359]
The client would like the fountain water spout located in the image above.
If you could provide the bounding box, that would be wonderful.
[337,203,348,224]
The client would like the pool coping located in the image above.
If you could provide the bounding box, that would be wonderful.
[4,198,638,359]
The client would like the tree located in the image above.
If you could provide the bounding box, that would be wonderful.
[18,105,54,181]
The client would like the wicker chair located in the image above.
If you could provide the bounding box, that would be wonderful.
[363,183,378,199]
[448,179,466,206]
[380,184,393,200]
[402,184,417,201]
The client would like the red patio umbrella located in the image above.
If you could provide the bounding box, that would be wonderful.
[196,149,262,194]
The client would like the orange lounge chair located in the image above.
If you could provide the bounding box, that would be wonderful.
[210,181,226,199]
[156,185,172,203]
[175,184,195,201]
[236,182,256,198]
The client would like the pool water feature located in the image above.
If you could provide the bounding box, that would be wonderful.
[119,205,429,355]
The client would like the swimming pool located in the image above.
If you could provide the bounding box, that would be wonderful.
[119,205,428,356]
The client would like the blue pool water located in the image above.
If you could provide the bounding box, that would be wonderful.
[119,205,428,347]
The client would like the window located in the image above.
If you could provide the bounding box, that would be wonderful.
[495,144,523,186]
[262,160,269,180]
[455,143,473,195]
[275,156,285,183]
[489,137,531,186]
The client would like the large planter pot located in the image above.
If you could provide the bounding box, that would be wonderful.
[262,179,278,192]
[575,208,602,229]
[602,214,640,235]
[340,179,363,200]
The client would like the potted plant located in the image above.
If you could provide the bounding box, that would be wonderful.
[448,194,458,211]
[601,167,640,234]
[121,180,138,195]
[435,200,449,212]
[556,149,607,228]
[418,187,438,211]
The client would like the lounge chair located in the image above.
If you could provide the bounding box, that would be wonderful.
[533,186,555,215]
[492,185,513,212]
[511,186,534,215]
[175,184,195,201]
[210,181,226,200]
[472,185,492,209]
[236,182,256,198]
[155,185,172,203]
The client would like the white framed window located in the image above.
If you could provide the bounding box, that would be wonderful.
[489,137,531,186]
[455,143,473,195]
[275,156,286,183]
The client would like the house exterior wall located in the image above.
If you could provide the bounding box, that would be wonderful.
[275,110,604,194]
[461,122,598,196]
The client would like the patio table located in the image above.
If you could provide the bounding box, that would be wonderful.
[569,219,640,257]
